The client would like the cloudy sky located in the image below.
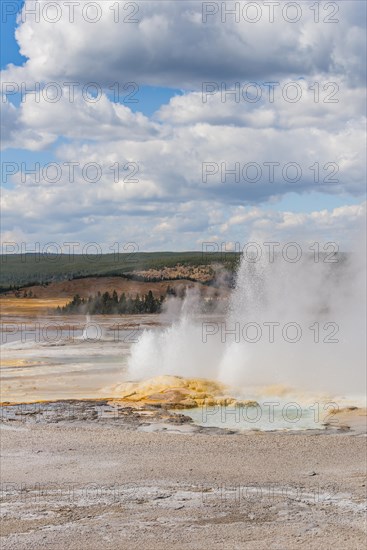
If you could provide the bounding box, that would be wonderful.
[1,0,366,252]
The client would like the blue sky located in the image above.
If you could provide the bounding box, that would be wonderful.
[1,0,184,116]
[1,1,365,250]
[1,1,182,115]
[0,1,26,68]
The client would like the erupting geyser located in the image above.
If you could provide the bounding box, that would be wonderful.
[127,240,366,402]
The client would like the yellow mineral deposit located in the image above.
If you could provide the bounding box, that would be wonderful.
[109,375,258,409]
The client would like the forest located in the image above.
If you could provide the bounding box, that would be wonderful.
[57,290,165,314]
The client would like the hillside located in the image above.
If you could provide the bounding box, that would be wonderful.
[2,276,228,301]
[0,252,239,290]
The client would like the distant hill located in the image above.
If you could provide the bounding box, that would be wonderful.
[0,252,240,290]
[3,276,229,300]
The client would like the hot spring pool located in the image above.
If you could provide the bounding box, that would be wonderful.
[183,401,329,432]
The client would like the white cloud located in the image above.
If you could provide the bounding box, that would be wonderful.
[1,96,55,150]
[0,0,366,249]
[156,77,365,132]
[2,1,364,89]
[1,189,365,251]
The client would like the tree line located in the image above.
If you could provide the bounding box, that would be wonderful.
[57,290,164,315]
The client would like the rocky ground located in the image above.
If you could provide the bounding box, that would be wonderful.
[1,401,366,550]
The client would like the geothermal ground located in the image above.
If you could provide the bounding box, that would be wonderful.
[1,402,366,550]
[1,283,366,549]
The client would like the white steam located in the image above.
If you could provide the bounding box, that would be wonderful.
[127,238,366,399]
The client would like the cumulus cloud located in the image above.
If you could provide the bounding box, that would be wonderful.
[1,96,55,150]
[0,0,365,249]
[1,186,365,251]
[156,77,365,132]
[3,1,365,88]
[1,89,161,151]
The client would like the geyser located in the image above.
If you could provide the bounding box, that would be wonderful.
[127,243,366,401]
